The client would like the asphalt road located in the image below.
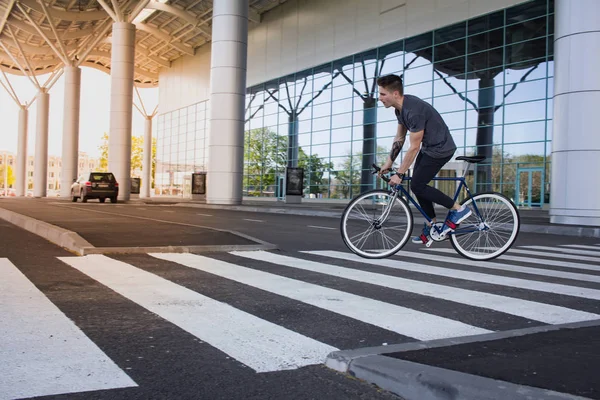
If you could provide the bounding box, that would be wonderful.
[1,200,600,399]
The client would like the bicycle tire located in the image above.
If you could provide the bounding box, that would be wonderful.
[340,189,413,259]
[450,192,520,261]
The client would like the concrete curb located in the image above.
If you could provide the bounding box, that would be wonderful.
[173,203,600,238]
[80,243,278,256]
[326,320,600,400]
[0,207,93,254]
[343,355,587,400]
[0,206,277,256]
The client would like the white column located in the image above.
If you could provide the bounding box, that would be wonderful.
[16,106,28,196]
[60,66,82,198]
[207,0,248,205]
[3,152,7,195]
[108,22,135,201]
[550,0,600,226]
[141,116,152,198]
[33,90,49,198]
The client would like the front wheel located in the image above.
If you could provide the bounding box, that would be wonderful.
[450,192,520,261]
[340,189,413,259]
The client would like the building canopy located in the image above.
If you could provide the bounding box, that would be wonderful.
[0,0,287,87]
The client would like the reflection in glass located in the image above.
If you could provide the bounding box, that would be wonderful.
[195,0,557,202]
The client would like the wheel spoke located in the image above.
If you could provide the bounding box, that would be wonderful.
[341,191,412,258]
[451,193,519,260]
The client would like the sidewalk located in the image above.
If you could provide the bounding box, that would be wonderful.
[327,320,600,400]
[0,198,275,255]
[133,196,600,239]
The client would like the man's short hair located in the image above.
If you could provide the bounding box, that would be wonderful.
[377,74,404,95]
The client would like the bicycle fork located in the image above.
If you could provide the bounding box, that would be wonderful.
[372,190,399,229]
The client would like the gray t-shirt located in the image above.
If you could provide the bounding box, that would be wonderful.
[395,94,456,158]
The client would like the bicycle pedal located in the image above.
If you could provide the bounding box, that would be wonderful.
[445,220,457,230]
[425,239,433,247]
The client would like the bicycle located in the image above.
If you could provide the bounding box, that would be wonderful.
[340,155,520,261]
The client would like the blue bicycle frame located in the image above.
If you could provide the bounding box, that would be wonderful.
[391,176,485,236]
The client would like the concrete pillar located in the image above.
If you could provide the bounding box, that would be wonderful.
[108,22,135,201]
[16,107,28,196]
[207,0,248,205]
[3,152,7,195]
[141,116,152,198]
[60,66,82,198]
[550,0,600,226]
[33,89,49,198]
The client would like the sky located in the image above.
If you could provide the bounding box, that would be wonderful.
[0,67,158,159]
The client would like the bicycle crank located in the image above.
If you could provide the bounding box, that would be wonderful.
[429,222,449,242]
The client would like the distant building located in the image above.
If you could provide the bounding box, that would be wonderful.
[0,151,101,196]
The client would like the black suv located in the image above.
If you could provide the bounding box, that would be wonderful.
[71,172,119,203]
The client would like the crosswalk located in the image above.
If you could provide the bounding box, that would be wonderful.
[1,243,600,399]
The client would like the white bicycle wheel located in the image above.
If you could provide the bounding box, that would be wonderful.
[450,192,520,260]
[340,189,413,259]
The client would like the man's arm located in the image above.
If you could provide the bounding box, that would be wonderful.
[396,130,424,175]
[381,124,408,171]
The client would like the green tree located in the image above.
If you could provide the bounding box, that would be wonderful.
[244,127,285,195]
[99,133,157,186]
[298,149,333,195]
[0,165,15,187]
[244,127,334,196]
[100,132,156,177]
[99,132,109,171]
[331,146,389,198]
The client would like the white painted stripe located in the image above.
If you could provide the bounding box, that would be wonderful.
[509,249,600,265]
[561,244,600,252]
[153,253,491,340]
[163,210,175,213]
[426,247,599,272]
[58,255,335,373]
[197,213,213,217]
[522,245,600,257]
[307,225,336,230]
[419,248,600,282]
[243,218,264,223]
[0,258,136,400]
[235,251,599,325]
[306,250,600,301]
[136,207,147,210]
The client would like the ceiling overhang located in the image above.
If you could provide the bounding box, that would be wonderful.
[0,0,288,88]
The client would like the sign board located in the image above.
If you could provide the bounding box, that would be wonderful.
[191,172,206,195]
[285,167,304,196]
[130,178,141,194]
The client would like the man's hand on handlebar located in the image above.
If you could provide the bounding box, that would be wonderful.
[378,160,393,178]
[389,173,403,185]
[372,163,405,187]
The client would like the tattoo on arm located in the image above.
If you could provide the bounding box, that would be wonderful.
[389,129,407,161]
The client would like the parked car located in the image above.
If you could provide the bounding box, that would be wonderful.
[71,172,118,203]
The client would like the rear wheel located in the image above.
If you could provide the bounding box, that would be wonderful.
[81,191,88,203]
[450,192,520,260]
[110,196,117,203]
[71,191,77,202]
[340,189,413,259]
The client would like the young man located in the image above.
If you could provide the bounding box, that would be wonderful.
[376,74,471,244]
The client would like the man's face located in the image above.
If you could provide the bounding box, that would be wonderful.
[378,86,397,108]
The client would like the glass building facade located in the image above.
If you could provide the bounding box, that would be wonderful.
[155,100,209,196]
[157,0,554,207]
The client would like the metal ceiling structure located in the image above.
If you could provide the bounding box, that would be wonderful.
[0,0,286,88]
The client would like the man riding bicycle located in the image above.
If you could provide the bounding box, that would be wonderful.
[376,74,471,244]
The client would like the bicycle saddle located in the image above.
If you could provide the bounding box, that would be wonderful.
[456,155,486,163]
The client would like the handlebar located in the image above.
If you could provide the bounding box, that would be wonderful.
[372,164,391,183]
